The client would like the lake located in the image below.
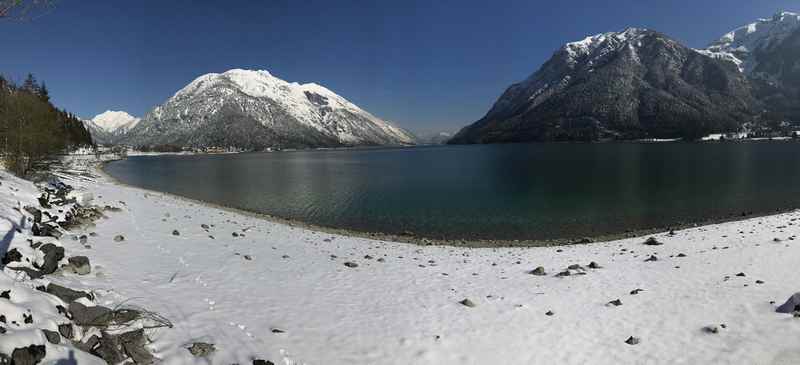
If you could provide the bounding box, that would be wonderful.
[104,143,800,241]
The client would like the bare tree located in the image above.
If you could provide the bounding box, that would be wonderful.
[0,0,56,21]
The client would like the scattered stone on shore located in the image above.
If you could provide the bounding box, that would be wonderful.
[530,266,547,276]
[37,243,65,275]
[545,310,554,316]
[95,332,125,364]
[1,248,21,265]
[172,230,180,236]
[252,360,275,365]
[187,342,216,357]
[756,280,765,284]
[79,235,88,244]
[114,235,125,242]
[776,293,800,313]
[735,272,746,277]
[42,329,61,344]
[459,298,476,307]
[58,323,73,340]
[588,261,602,269]
[644,237,663,246]
[243,255,252,261]
[201,224,210,230]
[574,237,593,244]
[46,283,92,303]
[702,325,720,334]
[630,288,644,295]
[677,253,687,257]
[118,329,156,365]
[607,299,623,307]
[10,345,46,365]
[644,255,658,262]
[66,256,91,275]
[625,336,641,345]
[343,261,358,268]
[68,302,113,326]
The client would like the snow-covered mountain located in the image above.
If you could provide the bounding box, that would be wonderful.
[450,28,756,143]
[703,11,800,74]
[83,110,140,145]
[703,11,800,121]
[123,69,415,149]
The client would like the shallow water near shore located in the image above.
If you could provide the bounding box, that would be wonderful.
[104,143,800,241]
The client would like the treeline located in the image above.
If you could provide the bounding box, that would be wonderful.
[0,73,93,176]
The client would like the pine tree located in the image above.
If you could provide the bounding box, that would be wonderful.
[38,81,49,102]
[22,73,38,93]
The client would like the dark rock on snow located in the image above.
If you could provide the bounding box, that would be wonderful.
[776,293,800,314]
[187,342,216,357]
[46,283,92,303]
[530,266,547,276]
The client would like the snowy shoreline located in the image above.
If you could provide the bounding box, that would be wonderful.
[3,156,800,364]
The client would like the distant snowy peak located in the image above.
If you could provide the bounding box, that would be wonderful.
[170,69,370,119]
[126,69,416,148]
[90,110,140,133]
[705,11,800,73]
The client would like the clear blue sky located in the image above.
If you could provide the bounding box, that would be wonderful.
[0,0,795,134]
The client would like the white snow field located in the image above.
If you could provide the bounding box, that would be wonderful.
[3,156,800,364]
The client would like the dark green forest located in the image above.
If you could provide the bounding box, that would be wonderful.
[0,73,94,176]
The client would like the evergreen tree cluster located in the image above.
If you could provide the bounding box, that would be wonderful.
[0,73,94,176]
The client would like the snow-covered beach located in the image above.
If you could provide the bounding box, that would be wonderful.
[3,156,800,364]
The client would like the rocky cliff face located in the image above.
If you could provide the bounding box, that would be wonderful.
[450,29,757,144]
[122,69,415,149]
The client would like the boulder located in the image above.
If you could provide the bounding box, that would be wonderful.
[113,235,125,242]
[644,237,663,245]
[76,335,100,353]
[187,342,215,357]
[32,223,62,239]
[10,345,46,365]
[776,293,800,313]
[530,266,547,276]
[119,329,155,365]
[625,336,641,345]
[58,323,74,340]
[94,333,125,364]
[37,243,64,274]
[46,283,92,303]
[68,302,113,326]
[67,256,91,275]
[42,329,61,344]
[1,248,22,265]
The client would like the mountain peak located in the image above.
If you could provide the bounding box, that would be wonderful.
[562,28,653,59]
[125,68,416,149]
[705,11,800,73]
[90,110,140,133]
